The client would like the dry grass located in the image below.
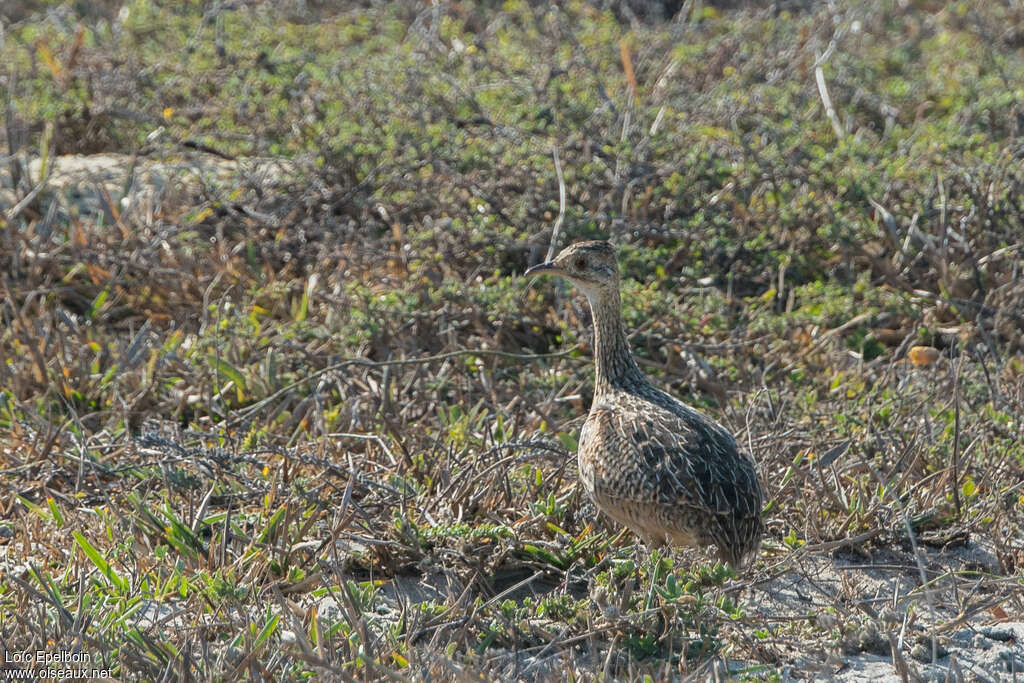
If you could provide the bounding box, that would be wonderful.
[1,1,1023,680]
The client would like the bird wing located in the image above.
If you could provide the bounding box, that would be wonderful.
[583,397,762,520]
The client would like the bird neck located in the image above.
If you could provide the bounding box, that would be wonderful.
[588,287,644,393]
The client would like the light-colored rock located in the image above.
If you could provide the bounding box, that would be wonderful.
[2,153,288,222]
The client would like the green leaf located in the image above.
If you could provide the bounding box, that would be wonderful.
[253,613,280,649]
[207,355,247,401]
[46,497,64,528]
[522,544,568,570]
[73,531,128,592]
[557,432,578,452]
[962,476,976,497]
[88,288,109,320]
[258,506,287,544]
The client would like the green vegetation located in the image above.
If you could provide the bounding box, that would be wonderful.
[1,0,1022,679]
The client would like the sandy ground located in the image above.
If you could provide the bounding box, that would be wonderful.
[744,540,1023,680]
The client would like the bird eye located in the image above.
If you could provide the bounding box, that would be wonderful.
[574,257,587,270]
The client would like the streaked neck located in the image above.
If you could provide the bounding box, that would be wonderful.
[588,287,644,393]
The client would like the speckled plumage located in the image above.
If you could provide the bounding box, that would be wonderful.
[526,241,764,567]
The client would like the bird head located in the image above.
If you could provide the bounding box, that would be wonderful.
[524,240,620,299]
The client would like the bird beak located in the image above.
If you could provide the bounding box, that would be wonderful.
[525,261,559,277]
